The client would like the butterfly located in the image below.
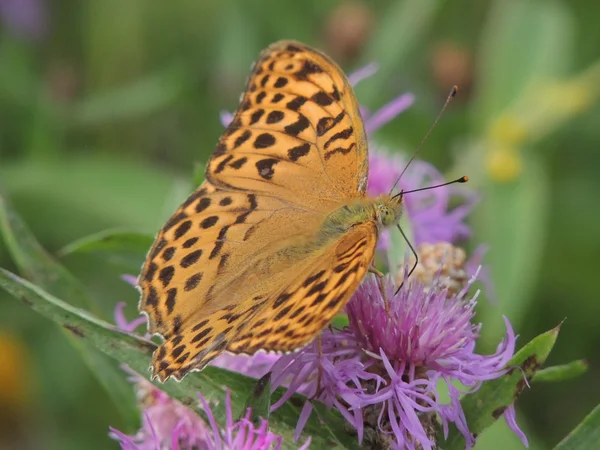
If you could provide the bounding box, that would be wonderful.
[138,40,404,382]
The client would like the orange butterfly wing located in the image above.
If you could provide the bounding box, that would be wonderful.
[138,40,376,382]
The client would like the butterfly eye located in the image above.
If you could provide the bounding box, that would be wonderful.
[379,206,394,227]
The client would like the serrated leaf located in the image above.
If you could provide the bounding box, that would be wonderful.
[58,228,153,271]
[0,268,358,449]
[0,193,139,428]
[533,359,588,383]
[444,323,560,450]
[554,404,600,450]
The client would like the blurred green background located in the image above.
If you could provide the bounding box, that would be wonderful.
[1,0,599,449]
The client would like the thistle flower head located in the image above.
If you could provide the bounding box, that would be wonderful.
[110,371,308,450]
[269,271,520,449]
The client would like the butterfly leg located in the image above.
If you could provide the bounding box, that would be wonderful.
[368,266,393,318]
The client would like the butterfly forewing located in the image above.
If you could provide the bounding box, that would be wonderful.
[207,40,368,209]
[139,40,376,382]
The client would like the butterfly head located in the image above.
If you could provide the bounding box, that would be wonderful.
[376,194,403,228]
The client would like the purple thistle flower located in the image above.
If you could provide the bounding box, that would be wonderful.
[109,370,213,449]
[110,370,309,450]
[114,302,147,334]
[269,272,523,449]
[211,353,279,380]
[363,95,415,136]
[0,0,47,40]
[347,63,415,135]
[347,62,379,87]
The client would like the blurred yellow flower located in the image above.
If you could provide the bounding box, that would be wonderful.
[488,114,527,146]
[486,145,523,182]
[484,59,600,182]
[0,331,31,413]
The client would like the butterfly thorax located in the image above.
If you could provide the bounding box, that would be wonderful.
[317,195,403,245]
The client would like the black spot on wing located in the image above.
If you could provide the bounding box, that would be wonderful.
[184,273,203,291]
[288,143,310,162]
[324,127,354,149]
[180,249,203,268]
[229,157,248,169]
[254,133,276,149]
[256,92,267,104]
[164,212,188,232]
[234,130,252,148]
[286,96,307,111]
[215,155,234,174]
[165,288,177,314]
[266,110,284,124]
[311,91,334,106]
[255,159,279,180]
[195,197,211,213]
[219,197,232,206]
[317,111,346,136]
[296,60,323,80]
[284,115,310,136]
[274,77,288,88]
[250,109,265,125]
[200,216,219,229]
[159,266,175,287]
[182,237,198,248]
[174,220,192,240]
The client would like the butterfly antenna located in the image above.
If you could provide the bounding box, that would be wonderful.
[395,224,418,295]
[393,175,468,199]
[388,85,459,195]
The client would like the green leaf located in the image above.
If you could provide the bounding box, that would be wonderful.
[68,66,187,126]
[444,323,561,450]
[475,151,549,339]
[193,162,205,187]
[554,404,600,450]
[0,268,359,449]
[242,373,272,425]
[331,314,350,329]
[358,0,441,105]
[0,193,97,311]
[0,192,139,428]
[475,0,573,124]
[58,228,153,271]
[388,211,414,276]
[533,359,588,383]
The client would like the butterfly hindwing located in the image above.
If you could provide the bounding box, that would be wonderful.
[149,221,378,381]
[227,221,378,355]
